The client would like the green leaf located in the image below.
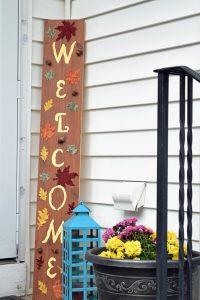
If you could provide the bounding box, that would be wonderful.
[46,27,55,38]
[44,70,54,80]
[67,144,78,155]
[67,102,78,111]
[39,172,50,182]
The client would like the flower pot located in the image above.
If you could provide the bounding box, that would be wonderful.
[86,247,200,300]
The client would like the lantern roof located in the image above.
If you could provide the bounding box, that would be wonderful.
[72,201,90,213]
[63,201,101,229]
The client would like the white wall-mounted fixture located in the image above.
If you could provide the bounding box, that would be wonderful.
[112,182,146,211]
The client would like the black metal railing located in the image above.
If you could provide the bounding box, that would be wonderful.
[154,66,200,300]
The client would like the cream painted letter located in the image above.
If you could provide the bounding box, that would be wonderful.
[53,41,76,64]
[47,257,57,279]
[55,113,69,133]
[49,185,67,211]
[42,219,64,244]
[52,149,64,168]
[56,80,66,99]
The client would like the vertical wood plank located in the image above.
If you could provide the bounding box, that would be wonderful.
[32,19,85,299]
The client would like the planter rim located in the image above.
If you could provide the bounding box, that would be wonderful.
[86,247,200,269]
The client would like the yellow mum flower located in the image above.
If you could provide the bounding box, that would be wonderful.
[151,231,157,240]
[116,249,125,259]
[167,231,177,241]
[99,250,112,258]
[124,241,142,258]
[106,236,124,251]
[184,244,187,256]
[168,244,179,256]
[110,252,118,259]
[172,255,179,261]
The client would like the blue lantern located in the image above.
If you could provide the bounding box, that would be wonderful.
[62,201,101,300]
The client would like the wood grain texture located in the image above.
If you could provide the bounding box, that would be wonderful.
[32,19,85,299]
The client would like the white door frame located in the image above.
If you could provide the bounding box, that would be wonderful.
[0,0,32,296]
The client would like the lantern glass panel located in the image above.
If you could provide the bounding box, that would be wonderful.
[72,253,82,263]
[72,265,84,276]
[87,292,97,300]
[73,291,83,300]
[72,279,84,288]
[72,229,83,239]
[72,242,82,252]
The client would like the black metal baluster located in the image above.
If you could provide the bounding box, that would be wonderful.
[187,76,193,299]
[156,72,169,300]
[179,74,185,300]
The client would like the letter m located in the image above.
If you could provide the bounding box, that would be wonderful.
[42,219,64,244]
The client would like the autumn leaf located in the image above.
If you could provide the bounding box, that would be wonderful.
[46,27,55,38]
[53,166,78,187]
[55,21,77,42]
[66,70,80,85]
[38,280,48,295]
[67,202,76,215]
[67,144,78,155]
[39,187,47,201]
[44,99,54,111]
[67,101,78,112]
[40,146,48,161]
[53,280,62,299]
[39,172,50,182]
[41,122,55,140]
[44,70,54,80]
[36,256,44,271]
[37,208,49,229]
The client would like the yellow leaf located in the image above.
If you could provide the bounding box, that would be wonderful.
[40,146,48,161]
[38,280,48,295]
[37,208,49,229]
[39,187,47,201]
[44,99,54,111]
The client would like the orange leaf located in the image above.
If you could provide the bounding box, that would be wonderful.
[41,122,55,140]
[66,70,80,85]
[53,280,62,299]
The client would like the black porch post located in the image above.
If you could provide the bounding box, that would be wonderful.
[156,72,169,300]
[187,76,193,299]
[179,74,185,300]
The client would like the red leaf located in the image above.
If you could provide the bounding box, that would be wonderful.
[53,166,78,187]
[55,21,77,42]
[36,255,44,271]
[67,202,76,215]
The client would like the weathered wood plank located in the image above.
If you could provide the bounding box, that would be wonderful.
[32,20,85,299]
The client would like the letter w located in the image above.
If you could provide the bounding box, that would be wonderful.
[52,41,76,64]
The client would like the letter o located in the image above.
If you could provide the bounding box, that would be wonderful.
[49,185,67,211]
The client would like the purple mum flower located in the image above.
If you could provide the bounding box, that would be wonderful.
[102,228,115,242]
[118,225,154,240]
[115,217,138,230]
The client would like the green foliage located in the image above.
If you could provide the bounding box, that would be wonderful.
[130,233,156,260]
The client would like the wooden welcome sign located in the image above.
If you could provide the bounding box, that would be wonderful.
[33,20,85,299]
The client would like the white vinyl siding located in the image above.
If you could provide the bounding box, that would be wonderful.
[29,0,200,292]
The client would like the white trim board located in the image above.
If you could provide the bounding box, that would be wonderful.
[0,263,26,297]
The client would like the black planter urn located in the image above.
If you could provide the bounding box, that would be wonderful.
[86,247,200,300]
